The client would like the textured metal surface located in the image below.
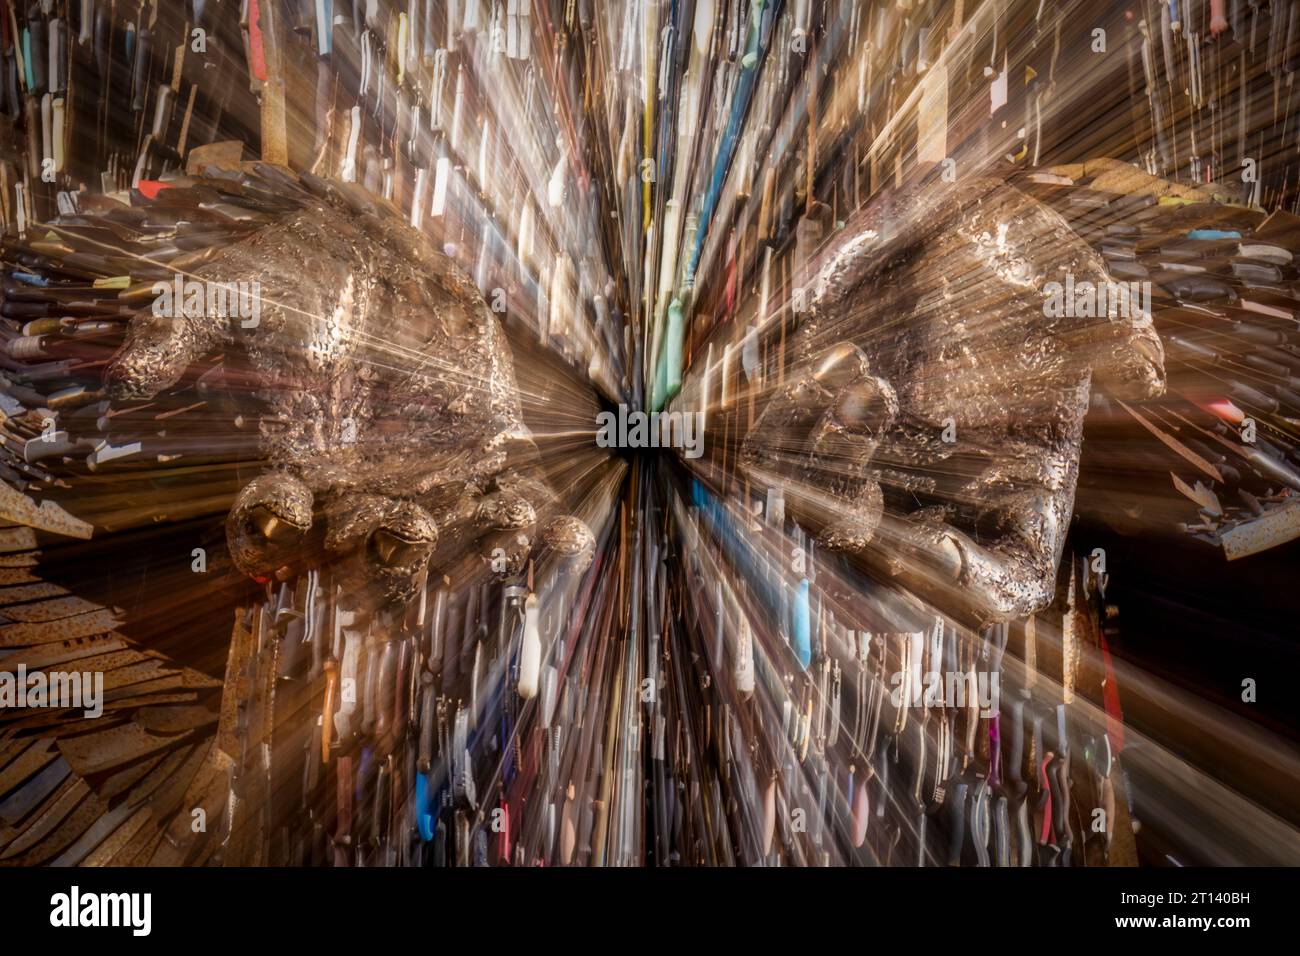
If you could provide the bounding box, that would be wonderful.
[1221,498,1300,560]
[105,171,593,603]
[745,179,1167,624]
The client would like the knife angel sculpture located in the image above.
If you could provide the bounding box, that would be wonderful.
[0,162,602,865]
[4,153,1296,865]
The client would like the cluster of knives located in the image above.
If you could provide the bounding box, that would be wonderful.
[1021,162,1300,557]
[3,0,1300,869]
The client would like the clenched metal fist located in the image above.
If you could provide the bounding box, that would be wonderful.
[106,167,593,606]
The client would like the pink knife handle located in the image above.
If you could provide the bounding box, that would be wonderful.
[1210,0,1228,36]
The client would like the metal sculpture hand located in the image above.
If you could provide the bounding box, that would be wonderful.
[105,168,593,607]
[743,175,1166,624]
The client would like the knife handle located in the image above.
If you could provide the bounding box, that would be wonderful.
[78,1,93,44]
[1100,774,1116,858]
[945,781,968,866]
[907,715,927,808]
[1053,755,1073,844]
[970,779,991,866]
[48,17,65,94]
[321,657,338,764]
[370,758,389,845]
[28,17,47,95]
[1004,694,1026,794]
[4,54,18,117]
[850,771,871,848]
[131,28,150,112]
[993,793,1010,867]
[93,7,108,77]
[373,639,399,740]
[417,673,435,771]
[875,741,891,819]
[1029,708,1045,789]
[1012,795,1032,866]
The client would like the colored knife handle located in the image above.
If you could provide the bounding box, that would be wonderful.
[1210,0,1228,35]
[1053,756,1074,865]
[321,657,338,764]
[850,771,871,848]
[791,577,811,670]
[373,639,399,740]
[415,770,434,842]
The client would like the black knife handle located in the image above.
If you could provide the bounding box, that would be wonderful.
[946,781,968,866]
[131,28,150,112]
[1012,796,1032,866]
[1004,694,1027,795]
[28,13,47,95]
[1053,756,1073,865]
[93,7,108,77]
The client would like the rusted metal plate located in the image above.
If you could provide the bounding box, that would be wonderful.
[0,777,89,861]
[135,705,219,734]
[4,633,129,672]
[0,784,104,865]
[0,756,70,825]
[0,527,37,553]
[0,739,58,796]
[104,691,199,711]
[81,805,154,867]
[102,675,188,702]
[0,483,93,540]
[0,609,122,647]
[58,723,193,777]
[47,647,148,675]
[97,752,166,801]
[100,660,170,692]
[2,596,103,623]
[179,669,223,689]
[119,826,166,866]
[0,582,70,606]
[137,742,211,823]
[1221,498,1300,560]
